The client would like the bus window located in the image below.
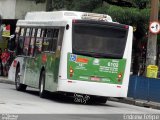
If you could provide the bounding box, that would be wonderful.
[8,34,16,51]
[28,28,37,56]
[57,27,64,48]
[72,23,128,59]
[9,27,20,52]
[43,29,53,52]
[42,29,59,52]
[15,27,20,44]
[17,28,25,55]
[51,29,59,52]
[35,28,43,55]
[23,28,31,56]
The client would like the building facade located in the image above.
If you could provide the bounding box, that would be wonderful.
[0,0,46,50]
[0,0,46,19]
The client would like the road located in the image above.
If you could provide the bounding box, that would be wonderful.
[0,83,160,120]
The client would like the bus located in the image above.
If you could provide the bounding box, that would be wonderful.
[8,11,133,103]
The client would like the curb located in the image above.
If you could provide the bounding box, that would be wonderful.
[109,97,160,110]
[143,102,160,110]
[0,77,14,85]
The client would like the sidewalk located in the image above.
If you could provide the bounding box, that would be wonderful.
[0,76,14,84]
[0,76,160,110]
[109,97,160,110]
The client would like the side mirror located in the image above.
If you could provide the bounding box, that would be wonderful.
[8,34,16,51]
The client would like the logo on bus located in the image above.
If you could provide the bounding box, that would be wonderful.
[93,59,99,65]
[70,54,77,62]
[42,54,47,63]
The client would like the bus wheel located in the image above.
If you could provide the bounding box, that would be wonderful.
[39,71,47,98]
[15,67,27,91]
[96,97,108,104]
[89,96,108,104]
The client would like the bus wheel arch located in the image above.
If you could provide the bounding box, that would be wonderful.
[15,62,27,91]
[39,67,47,98]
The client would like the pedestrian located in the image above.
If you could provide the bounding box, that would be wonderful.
[1,48,10,76]
[0,48,3,76]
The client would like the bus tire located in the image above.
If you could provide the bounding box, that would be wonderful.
[15,66,27,91]
[96,97,108,104]
[89,96,108,104]
[39,71,47,98]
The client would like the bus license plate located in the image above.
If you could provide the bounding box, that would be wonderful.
[90,77,100,81]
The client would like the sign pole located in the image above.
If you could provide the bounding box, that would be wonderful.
[0,15,2,41]
[146,0,159,66]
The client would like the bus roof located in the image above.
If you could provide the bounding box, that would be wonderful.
[17,20,67,27]
[24,11,112,22]
[17,11,113,27]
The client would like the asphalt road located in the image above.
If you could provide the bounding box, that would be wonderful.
[0,83,160,120]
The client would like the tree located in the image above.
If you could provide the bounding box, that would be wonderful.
[33,0,151,11]
[102,0,150,9]
[34,0,46,4]
[0,15,2,41]
[45,0,103,12]
[70,0,102,11]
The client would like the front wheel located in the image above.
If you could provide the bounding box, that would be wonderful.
[39,71,47,98]
[15,67,27,91]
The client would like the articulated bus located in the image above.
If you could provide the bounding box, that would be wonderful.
[8,11,133,103]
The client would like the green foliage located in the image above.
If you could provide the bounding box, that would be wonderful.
[52,0,64,10]
[70,0,102,12]
[132,0,150,6]
[94,5,150,39]
[94,5,140,24]
[45,0,151,40]
[34,0,46,4]
[63,0,74,10]
[50,0,102,12]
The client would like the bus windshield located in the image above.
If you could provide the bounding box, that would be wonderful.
[72,22,128,59]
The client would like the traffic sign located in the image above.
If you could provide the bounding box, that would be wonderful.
[149,21,160,34]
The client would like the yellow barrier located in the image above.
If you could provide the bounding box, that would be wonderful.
[146,65,158,78]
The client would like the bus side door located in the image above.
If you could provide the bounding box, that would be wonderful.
[25,28,44,88]
[42,29,58,91]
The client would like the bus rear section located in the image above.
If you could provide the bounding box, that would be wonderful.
[58,20,133,98]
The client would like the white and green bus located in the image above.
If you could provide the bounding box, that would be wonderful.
[8,11,133,103]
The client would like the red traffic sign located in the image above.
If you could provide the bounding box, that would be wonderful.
[149,21,160,34]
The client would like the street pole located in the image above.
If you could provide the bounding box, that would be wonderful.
[146,0,159,66]
[0,15,2,41]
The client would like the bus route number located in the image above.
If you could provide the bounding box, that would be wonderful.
[108,62,118,68]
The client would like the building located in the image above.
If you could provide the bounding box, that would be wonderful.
[0,0,46,50]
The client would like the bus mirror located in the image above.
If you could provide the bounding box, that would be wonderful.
[8,34,16,51]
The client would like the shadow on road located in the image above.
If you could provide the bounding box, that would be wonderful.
[14,88,115,107]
